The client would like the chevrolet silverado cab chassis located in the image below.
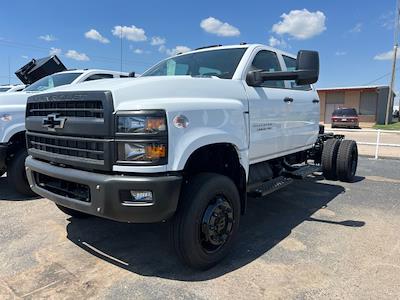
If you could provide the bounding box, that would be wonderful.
[24,44,358,269]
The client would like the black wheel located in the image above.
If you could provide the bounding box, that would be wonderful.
[172,173,241,270]
[321,139,341,180]
[336,140,358,182]
[0,168,5,177]
[55,204,90,218]
[7,149,36,196]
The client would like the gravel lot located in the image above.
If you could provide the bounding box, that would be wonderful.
[1,158,400,299]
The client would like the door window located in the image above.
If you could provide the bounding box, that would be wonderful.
[250,50,284,88]
[282,55,311,90]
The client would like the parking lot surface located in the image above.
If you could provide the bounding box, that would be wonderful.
[1,158,400,299]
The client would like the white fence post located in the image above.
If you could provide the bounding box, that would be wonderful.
[374,130,381,160]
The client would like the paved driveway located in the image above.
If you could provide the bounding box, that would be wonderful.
[1,158,400,299]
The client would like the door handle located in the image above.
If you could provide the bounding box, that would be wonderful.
[312,99,320,103]
[284,97,294,103]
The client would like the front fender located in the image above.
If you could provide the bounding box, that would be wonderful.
[171,128,248,171]
[167,105,249,173]
[0,107,26,143]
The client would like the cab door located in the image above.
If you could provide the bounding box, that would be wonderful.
[244,49,289,164]
[280,55,319,150]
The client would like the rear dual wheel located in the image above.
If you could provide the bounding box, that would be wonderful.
[322,139,358,182]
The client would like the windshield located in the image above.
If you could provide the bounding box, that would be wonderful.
[24,72,82,92]
[0,87,11,92]
[142,48,247,79]
[333,108,357,116]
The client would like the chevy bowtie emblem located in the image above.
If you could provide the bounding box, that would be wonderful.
[42,114,67,130]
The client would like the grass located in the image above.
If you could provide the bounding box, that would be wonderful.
[373,121,400,130]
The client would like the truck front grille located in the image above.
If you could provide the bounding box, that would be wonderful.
[27,100,104,118]
[27,132,113,171]
[28,134,104,161]
[35,172,90,202]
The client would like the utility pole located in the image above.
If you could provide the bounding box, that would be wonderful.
[8,56,11,85]
[120,27,123,72]
[386,0,400,125]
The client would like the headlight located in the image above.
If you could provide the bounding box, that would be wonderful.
[117,142,167,163]
[117,115,166,134]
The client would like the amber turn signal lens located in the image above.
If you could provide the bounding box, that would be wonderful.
[145,144,166,159]
[146,117,166,131]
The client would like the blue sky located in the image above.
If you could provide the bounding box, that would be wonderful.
[0,0,399,93]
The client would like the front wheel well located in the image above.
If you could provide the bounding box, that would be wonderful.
[6,131,26,159]
[183,143,247,214]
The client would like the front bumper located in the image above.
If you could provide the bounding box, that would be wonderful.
[0,144,7,170]
[25,156,182,223]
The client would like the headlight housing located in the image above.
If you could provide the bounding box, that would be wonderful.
[117,115,166,134]
[115,110,168,165]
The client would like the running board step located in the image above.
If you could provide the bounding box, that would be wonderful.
[284,165,322,179]
[248,176,294,198]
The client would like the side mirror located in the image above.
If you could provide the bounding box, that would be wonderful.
[246,50,319,87]
[296,50,319,85]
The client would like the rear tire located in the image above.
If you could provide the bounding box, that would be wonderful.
[336,140,358,182]
[55,204,90,218]
[321,139,341,180]
[172,173,241,270]
[7,149,36,196]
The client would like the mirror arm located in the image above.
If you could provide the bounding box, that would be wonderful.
[260,71,299,81]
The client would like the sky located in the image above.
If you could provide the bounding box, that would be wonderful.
[0,0,399,98]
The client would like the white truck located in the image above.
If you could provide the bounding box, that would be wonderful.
[0,69,129,194]
[0,84,26,93]
[24,44,358,269]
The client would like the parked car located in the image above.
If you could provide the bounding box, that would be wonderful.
[0,69,129,194]
[331,108,359,129]
[0,84,26,93]
[25,44,358,269]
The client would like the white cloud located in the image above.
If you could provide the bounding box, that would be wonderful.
[151,36,166,46]
[335,51,347,56]
[39,34,57,42]
[65,50,90,61]
[272,9,326,40]
[380,12,396,30]
[112,25,147,41]
[165,46,191,56]
[349,22,362,33]
[374,50,399,61]
[49,47,62,56]
[268,36,288,48]
[21,55,29,59]
[85,29,110,44]
[200,17,240,37]
[133,49,144,54]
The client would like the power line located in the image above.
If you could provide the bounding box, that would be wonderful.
[0,38,154,67]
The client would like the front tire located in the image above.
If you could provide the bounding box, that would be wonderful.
[172,173,241,270]
[55,204,90,218]
[7,149,36,196]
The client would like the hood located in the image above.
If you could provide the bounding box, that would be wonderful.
[0,91,30,107]
[42,76,247,111]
